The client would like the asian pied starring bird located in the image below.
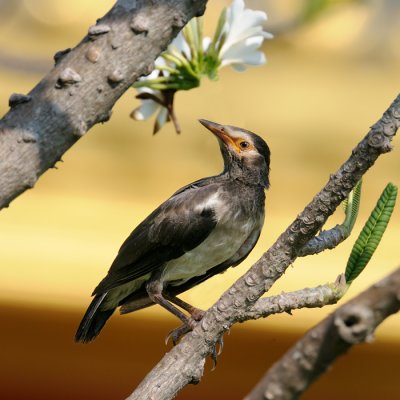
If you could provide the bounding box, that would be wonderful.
[75,119,270,344]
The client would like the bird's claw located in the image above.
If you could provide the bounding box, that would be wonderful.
[210,336,224,370]
[165,322,194,346]
[164,318,225,370]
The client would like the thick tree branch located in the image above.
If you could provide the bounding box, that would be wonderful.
[245,267,400,400]
[126,97,399,399]
[0,0,208,209]
[237,274,346,323]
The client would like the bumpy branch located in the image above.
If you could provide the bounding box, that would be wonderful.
[298,224,349,256]
[237,274,346,323]
[245,267,400,400]
[0,0,208,209]
[126,97,399,399]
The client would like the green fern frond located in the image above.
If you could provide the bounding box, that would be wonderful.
[345,183,397,284]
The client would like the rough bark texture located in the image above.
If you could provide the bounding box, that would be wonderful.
[125,97,399,399]
[0,0,207,209]
[236,275,346,323]
[298,224,349,256]
[245,267,400,400]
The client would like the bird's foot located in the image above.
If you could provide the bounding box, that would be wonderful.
[165,319,225,369]
[210,336,224,370]
[165,318,197,346]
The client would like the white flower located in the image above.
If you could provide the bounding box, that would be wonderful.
[130,0,273,134]
[169,31,192,59]
[219,0,272,71]
[131,57,173,133]
[131,88,169,134]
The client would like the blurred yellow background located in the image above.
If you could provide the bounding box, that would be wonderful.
[0,0,399,399]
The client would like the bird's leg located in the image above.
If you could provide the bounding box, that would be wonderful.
[163,292,205,321]
[166,292,225,364]
[162,292,205,345]
[146,270,195,329]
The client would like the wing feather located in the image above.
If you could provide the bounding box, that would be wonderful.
[93,184,219,294]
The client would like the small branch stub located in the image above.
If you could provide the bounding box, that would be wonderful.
[88,24,111,37]
[86,47,101,63]
[108,70,124,84]
[172,13,187,30]
[56,68,82,88]
[53,48,71,65]
[130,15,149,35]
[8,93,31,108]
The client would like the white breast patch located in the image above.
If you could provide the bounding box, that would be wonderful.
[163,215,255,284]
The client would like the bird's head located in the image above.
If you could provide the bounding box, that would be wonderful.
[199,119,270,188]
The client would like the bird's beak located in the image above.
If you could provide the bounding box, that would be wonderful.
[199,119,236,149]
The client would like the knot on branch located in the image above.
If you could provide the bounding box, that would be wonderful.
[334,304,375,344]
[108,70,125,85]
[53,48,71,65]
[130,14,149,35]
[245,273,258,287]
[368,130,391,151]
[172,12,188,30]
[263,383,285,400]
[9,93,31,108]
[86,47,101,63]
[56,68,82,88]
[88,24,111,38]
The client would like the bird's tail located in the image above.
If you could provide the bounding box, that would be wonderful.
[75,293,115,343]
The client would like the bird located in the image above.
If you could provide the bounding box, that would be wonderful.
[75,119,270,344]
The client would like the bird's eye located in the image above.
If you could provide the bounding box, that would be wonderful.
[239,141,250,150]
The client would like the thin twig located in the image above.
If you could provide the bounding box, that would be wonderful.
[237,274,346,323]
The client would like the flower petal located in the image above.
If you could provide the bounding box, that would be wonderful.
[202,36,211,52]
[131,99,159,121]
[170,32,191,60]
[154,107,169,134]
[221,35,266,68]
[217,0,271,69]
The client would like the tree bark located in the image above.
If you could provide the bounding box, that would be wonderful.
[0,0,207,209]
[245,267,400,400]
[125,97,399,399]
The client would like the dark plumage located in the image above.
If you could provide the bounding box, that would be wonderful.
[75,119,270,343]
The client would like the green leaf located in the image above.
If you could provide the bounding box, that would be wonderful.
[183,19,199,66]
[302,0,333,22]
[345,183,397,284]
[342,179,362,233]
[211,6,227,50]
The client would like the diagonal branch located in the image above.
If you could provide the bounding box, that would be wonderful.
[0,0,208,209]
[126,97,400,399]
[244,267,400,400]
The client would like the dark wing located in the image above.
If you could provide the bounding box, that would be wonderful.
[119,227,262,315]
[93,184,219,295]
[171,172,227,196]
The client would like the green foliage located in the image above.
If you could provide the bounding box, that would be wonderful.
[302,0,332,21]
[133,13,227,92]
[342,179,362,233]
[345,183,397,284]
[301,0,362,22]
